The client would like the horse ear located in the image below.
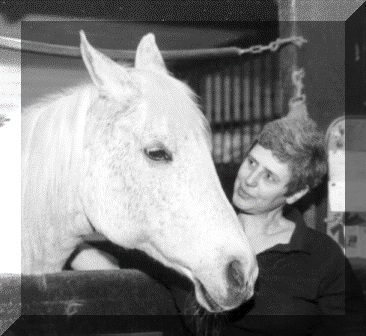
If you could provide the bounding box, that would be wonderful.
[80,30,137,98]
[135,33,167,73]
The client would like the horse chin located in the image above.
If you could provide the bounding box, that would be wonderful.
[194,279,224,313]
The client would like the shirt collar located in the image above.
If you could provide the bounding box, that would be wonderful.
[263,206,312,254]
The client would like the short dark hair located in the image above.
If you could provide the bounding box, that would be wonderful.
[255,116,327,196]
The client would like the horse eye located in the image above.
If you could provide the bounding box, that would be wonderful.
[144,147,173,162]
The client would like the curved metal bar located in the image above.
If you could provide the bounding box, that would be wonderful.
[0,35,245,60]
[0,35,306,60]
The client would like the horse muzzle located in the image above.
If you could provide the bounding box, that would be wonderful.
[194,259,257,313]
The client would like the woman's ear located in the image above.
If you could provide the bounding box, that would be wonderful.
[286,186,309,204]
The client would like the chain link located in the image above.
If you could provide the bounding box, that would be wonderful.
[0,114,10,127]
[239,36,307,56]
[292,68,305,99]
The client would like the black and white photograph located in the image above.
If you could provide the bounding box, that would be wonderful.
[0,1,366,335]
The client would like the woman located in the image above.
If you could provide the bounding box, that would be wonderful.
[171,114,366,335]
[69,110,365,335]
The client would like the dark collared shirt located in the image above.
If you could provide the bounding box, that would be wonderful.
[220,207,366,336]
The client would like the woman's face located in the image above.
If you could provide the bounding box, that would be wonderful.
[233,144,292,214]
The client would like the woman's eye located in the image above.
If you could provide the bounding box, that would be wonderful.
[248,158,256,167]
[264,172,275,182]
[144,147,173,162]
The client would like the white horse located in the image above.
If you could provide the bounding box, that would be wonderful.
[21,31,258,312]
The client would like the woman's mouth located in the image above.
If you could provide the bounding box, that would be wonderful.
[237,187,252,199]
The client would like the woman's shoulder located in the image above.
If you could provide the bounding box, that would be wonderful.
[286,206,344,259]
[302,223,346,267]
[305,225,341,247]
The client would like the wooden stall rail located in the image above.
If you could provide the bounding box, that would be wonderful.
[1,270,187,336]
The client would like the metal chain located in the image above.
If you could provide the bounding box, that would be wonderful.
[291,68,306,102]
[0,114,10,127]
[238,35,307,55]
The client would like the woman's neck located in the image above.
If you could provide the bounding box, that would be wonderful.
[237,206,285,235]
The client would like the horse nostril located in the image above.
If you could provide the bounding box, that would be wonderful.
[227,260,245,291]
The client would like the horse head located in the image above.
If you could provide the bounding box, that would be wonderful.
[79,31,258,312]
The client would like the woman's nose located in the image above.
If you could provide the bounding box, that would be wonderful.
[245,170,259,187]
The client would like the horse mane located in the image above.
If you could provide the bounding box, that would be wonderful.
[22,83,98,267]
[22,83,95,201]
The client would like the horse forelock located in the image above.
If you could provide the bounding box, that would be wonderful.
[135,69,212,150]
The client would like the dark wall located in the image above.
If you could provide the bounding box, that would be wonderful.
[346,2,366,116]
[297,21,345,132]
